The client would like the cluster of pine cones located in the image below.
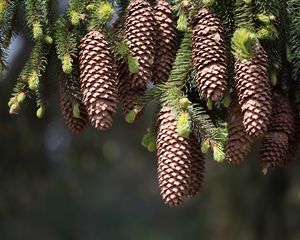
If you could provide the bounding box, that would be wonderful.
[59,1,300,207]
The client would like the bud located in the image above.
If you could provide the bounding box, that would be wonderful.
[44,35,53,45]
[62,54,73,74]
[223,93,231,108]
[36,106,45,119]
[0,1,8,24]
[147,142,156,152]
[202,0,215,7]
[256,14,271,24]
[127,55,140,74]
[72,103,81,119]
[86,4,96,11]
[179,97,190,110]
[33,21,43,40]
[125,109,137,123]
[232,28,257,60]
[9,103,20,115]
[8,97,15,107]
[201,140,210,154]
[213,146,225,162]
[207,98,213,110]
[142,132,156,152]
[177,111,191,138]
[96,2,114,23]
[70,10,81,26]
[270,71,277,86]
[28,71,39,91]
[17,92,26,103]
[177,12,188,32]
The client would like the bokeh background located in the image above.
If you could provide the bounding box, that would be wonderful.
[1,1,300,240]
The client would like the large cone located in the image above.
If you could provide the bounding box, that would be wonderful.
[116,60,145,117]
[79,30,117,131]
[153,0,177,84]
[59,89,88,134]
[234,43,272,137]
[192,8,228,102]
[260,94,296,173]
[226,98,253,165]
[156,107,205,207]
[124,0,156,89]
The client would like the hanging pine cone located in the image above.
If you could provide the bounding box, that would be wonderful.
[116,60,145,117]
[226,98,253,165]
[156,107,205,207]
[59,89,88,134]
[124,0,156,89]
[260,94,295,173]
[79,30,117,131]
[191,8,228,102]
[152,0,177,84]
[234,43,272,137]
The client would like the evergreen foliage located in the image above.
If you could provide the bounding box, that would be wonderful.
[1,0,300,206]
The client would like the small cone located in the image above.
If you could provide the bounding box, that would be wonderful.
[192,8,228,102]
[234,43,272,137]
[153,0,177,84]
[124,0,156,89]
[226,98,253,165]
[59,89,88,134]
[260,94,296,173]
[79,30,117,131]
[156,107,205,207]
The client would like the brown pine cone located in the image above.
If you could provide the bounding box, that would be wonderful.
[59,89,88,134]
[124,0,156,89]
[79,30,117,131]
[116,60,145,117]
[234,43,272,137]
[156,107,205,207]
[192,8,228,102]
[260,94,296,173]
[153,0,177,84]
[226,98,253,165]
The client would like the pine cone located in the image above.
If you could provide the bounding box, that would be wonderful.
[156,107,205,207]
[260,94,295,173]
[192,8,228,102]
[116,60,145,117]
[79,30,117,131]
[59,89,88,134]
[226,98,253,165]
[153,0,177,84]
[124,0,156,89]
[234,43,272,137]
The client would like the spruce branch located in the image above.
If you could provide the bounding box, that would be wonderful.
[234,0,255,30]
[0,0,19,70]
[287,0,300,75]
[188,104,227,162]
[54,16,78,74]
[24,0,51,40]
[9,41,49,114]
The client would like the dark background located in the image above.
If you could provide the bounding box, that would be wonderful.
[0,2,300,239]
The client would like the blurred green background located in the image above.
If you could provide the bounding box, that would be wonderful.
[1,2,300,239]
